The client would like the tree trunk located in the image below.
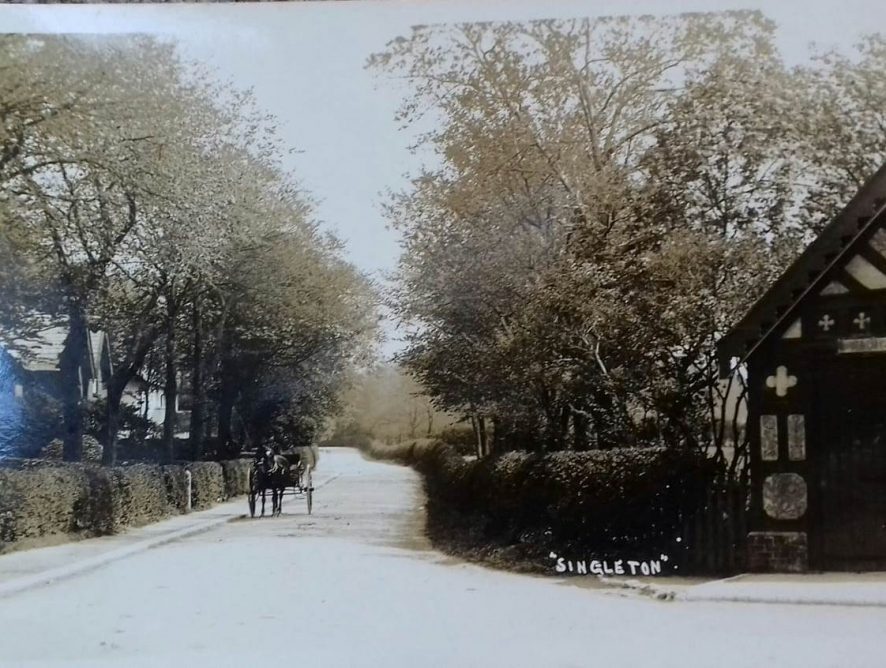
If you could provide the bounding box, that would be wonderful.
[101,320,162,465]
[556,405,571,450]
[102,379,126,466]
[189,303,206,458]
[60,305,87,462]
[408,404,419,438]
[573,409,589,451]
[162,307,178,464]
[477,415,488,458]
[490,416,499,452]
[470,414,481,458]
[217,360,236,457]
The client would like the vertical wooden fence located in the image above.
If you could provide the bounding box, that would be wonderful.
[678,482,749,574]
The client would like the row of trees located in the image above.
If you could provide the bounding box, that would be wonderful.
[322,363,457,447]
[1,35,378,463]
[370,11,886,469]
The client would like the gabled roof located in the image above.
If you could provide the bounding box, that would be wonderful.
[718,162,886,368]
[3,316,69,372]
[1,314,111,374]
[88,329,113,378]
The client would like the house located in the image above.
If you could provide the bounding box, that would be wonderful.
[0,315,192,456]
[121,374,176,427]
[0,317,112,457]
[0,315,182,427]
[0,316,112,404]
[718,162,886,572]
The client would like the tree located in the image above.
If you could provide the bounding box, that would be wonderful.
[370,12,886,465]
[323,363,456,445]
[2,35,380,463]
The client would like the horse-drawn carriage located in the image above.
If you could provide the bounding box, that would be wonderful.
[248,444,315,517]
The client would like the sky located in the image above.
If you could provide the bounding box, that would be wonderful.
[2,0,885,354]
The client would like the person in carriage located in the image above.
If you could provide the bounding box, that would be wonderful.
[247,416,318,517]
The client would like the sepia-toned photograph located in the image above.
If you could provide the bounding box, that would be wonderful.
[1,0,886,665]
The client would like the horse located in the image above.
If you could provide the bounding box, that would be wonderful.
[249,443,320,517]
[248,446,290,517]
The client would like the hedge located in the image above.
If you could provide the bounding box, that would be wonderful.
[0,458,252,554]
[366,440,712,569]
[437,426,476,456]
[362,438,438,463]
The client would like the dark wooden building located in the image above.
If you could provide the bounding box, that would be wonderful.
[719,163,886,572]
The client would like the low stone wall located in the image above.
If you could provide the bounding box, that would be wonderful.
[0,459,252,554]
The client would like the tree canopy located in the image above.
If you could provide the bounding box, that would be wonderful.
[369,11,886,469]
[1,35,378,462]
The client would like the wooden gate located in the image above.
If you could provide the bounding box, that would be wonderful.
[816,358,886,569]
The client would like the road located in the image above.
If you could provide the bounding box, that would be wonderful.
[1,448,885,668]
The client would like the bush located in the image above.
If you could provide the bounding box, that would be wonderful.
[220,460,252,499]
[104,464,171,532]
[0,464,94,543]
[371,440,711,568]
[438,425,476,455]
[188,462,225,510]
[361,438,438,463]
[321,420,373,449]
[161,465,188,512]
[84,398,162,445]
[2,391,63,458]
[0,458,253,553]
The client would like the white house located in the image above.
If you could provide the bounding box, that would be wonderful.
[1,315,181,430]
[0,316,112,404]
[121,375,175,427]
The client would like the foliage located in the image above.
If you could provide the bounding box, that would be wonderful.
[7,391,64,459]
[0,34,379,463]
[369,14,886,469]
[323,363,457,445]
[0,458,251,552]
[321,419,373,449]
[370,440,711,565]
[84,399,161,444]
[438,425,476,456]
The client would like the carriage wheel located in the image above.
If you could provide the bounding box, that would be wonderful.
[247,469,257,517]
[305,468,313,515]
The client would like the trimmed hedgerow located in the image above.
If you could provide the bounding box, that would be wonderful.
[188,462,225,510]
[369,440,711,570]
[362,438,437,464]
[104,465,170,532]
[0,464,94,542]
[0,458,252,554]
[220,460,252,500]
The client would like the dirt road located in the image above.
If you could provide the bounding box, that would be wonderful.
[0,448,884,668]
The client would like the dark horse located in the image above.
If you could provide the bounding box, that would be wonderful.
[248,444,318,517]
[248,446,289,517]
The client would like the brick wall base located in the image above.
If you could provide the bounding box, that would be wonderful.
[747,531,808,572]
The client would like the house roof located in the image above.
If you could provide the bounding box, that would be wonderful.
[88,330,104,374]
[718,162,886,369]
[3,318,69,372]
[1,315,111,374]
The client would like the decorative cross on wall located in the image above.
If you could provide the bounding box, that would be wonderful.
[818,314,835,332]
[853,312,871,331]
[765,365,798,397]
